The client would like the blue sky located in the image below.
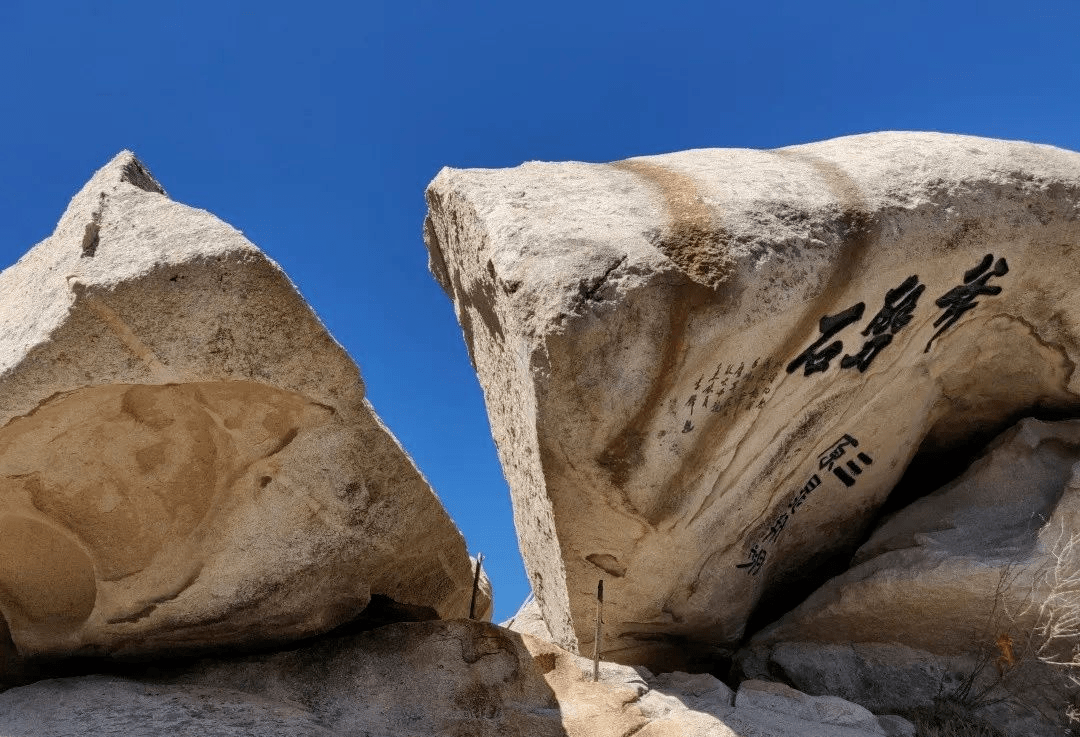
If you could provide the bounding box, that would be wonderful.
[1,1,1078,621]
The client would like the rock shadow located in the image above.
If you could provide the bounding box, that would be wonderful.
[0,619,571,737]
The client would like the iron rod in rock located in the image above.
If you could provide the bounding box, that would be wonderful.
[593,579,603,682]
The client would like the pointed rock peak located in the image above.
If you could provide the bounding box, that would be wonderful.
[116,151,165,194]
[51,151,168,245]
[96,150,166,195]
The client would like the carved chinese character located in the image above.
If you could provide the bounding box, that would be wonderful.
[832,452,873,487]
[786,303,866,376]
[763,513,789,543]
[736,543,767,575]
[841,275,925,372]
[789,473,822,513]
[841,333,892,372]
[818,434,860,471]
[924,254,1009,352]
[818,435,874,487]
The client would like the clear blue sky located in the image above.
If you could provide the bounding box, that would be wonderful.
[1,1,1078,622]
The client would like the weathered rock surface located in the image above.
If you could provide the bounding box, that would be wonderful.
[740,417,1080,736]
[750,418,1080,653]
[424,132,1080,667]
[0,619,913,737]
[0,152,488,667]
[501,594,554,641]
[738,641,967,716]
[738,642,1052,737]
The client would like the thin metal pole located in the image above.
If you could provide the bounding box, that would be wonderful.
[469,553,485,619]
[592,579,604,682]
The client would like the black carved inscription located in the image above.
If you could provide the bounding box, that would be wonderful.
[763,512,788,543]
[788,473,821,514]
[924,254,1009,352]
[818,434,858,471]
[841,275,925,372]
[679,356,780,433]
[786,303,866,376]
[737,433,877,576]
[818,433,873,488]
[735,543,767,575]
[736,470,821,576]
[833,466,855,487]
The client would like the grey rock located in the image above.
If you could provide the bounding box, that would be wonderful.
[741,641,964,713]
[735,679,890,734]
[876,714,917,737]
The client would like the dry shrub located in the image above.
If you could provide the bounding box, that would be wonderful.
[907,701,1007,737]
[923,521,1080,734]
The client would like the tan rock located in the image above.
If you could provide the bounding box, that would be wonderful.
[424,132,1080,667]
[501,594,553,641]
[0,619,910,737]
[0,152,488,665]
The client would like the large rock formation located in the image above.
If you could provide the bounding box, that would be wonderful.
[739,417,1080,736]
[0,152,488,667]
[0,619,913,737]
[424,132,1080,667]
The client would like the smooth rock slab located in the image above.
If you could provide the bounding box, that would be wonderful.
[728,680,910,737]
[424,132,1080,667]
[0,152,488,666]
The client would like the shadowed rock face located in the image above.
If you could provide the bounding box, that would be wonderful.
[424,132,1080,669]
[735,418,1080,737]
[0,619,912,737]
[749,418,1080,655]
[0,153,488,666]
